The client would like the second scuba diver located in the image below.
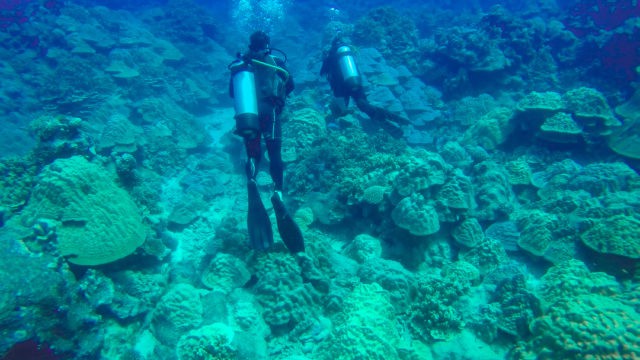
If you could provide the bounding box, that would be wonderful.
[228,31,305,253]
[320,34,411,138]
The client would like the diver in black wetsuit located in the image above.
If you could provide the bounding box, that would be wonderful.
[228,31,304,253]
[320,34,410,138]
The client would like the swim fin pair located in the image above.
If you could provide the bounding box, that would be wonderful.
[247,182,304,253]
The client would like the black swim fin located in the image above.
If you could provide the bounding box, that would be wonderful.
[378,118,404,139]
[271,192,305,253]
[247,180,273,251]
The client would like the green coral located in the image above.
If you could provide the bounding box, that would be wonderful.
[313,283,401,360]
[513,295,640,360]
[504,158,532,185]
[513,209,557,257]
[538,112,583,143]
[201,253,251,294]
[563,87,621,136]
[452,218,484,248]
[353,7,419,65]
[435,169,474,215]
[538,259,621,308]
[459,237,509,275]
[515,91,563,116]
[176,323,237,360]
[0,155,36,213]
[462,107,515,150]
[252,252,318,330]
[392,149,449,197]
[409,274,466,341]
[358,258,414,311]
[344,234,382,263]
[21,156,147,266]
[391,194,440,236]
[580,214,640,259]
[152,283,204,346]
[288,127,403,203]
[473,161,515,221]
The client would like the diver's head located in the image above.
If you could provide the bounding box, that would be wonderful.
[249,30,271,54]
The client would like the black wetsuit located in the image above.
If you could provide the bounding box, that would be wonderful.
[320,37,409,138]
[229,50,294,190]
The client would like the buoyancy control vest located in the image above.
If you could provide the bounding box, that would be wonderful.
[253,54,287,104]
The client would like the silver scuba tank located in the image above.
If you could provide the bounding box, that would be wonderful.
[336,45,361,89]
[230,59,259,138]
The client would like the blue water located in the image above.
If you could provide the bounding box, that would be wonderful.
[1,0,639,359]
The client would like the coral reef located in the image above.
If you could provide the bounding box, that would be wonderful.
[21,156,147,266]
[313,283,402,360]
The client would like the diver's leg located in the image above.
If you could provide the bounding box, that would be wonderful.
[353,89,405,139]
[264,108,304,253]
[244,131,273,250]
[244,136,261,180]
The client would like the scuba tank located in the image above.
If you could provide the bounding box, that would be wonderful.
[229,57,259,138]
[335,45,361,89]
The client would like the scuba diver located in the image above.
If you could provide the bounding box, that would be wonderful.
[320,34,410,138]
[228,31,304,253]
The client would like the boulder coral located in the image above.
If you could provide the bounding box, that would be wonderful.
[392,150,449,197]
[391,194,440,236]
[201,253,251,294]
[563,87,620,133]
[151,283,204,346]
[451,218,484,248]
[312,283,401,360]
[580,214,640,259]
[409,274,466,342]
[343,234,382,263]
[358,258,414,311]
[252,252,319,330]
[21,156,146,266]
[513,295,640,360]
[537,259,621,309]
[513,209,557,257]
[462,107,515,150]
[176,323,237,360]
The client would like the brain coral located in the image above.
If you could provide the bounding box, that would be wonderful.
[580,214,640,259]
[23,156,146,266]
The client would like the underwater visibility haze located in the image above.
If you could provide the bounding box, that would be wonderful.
[1,0,640,359]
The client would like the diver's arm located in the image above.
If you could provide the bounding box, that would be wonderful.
[275,57,295,95]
